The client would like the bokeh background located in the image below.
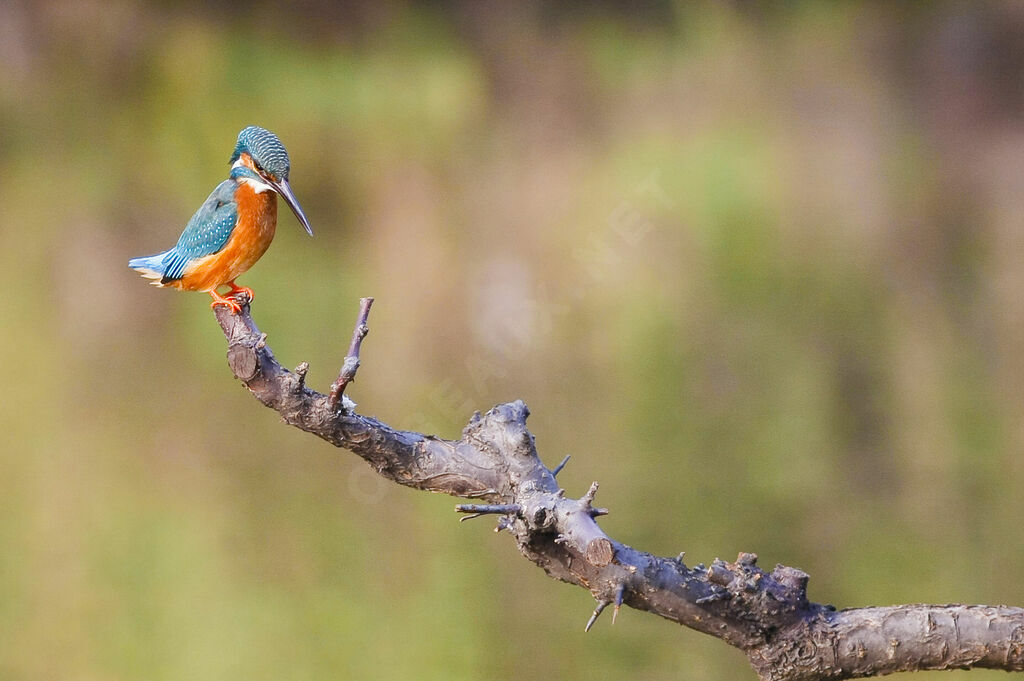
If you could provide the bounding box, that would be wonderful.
[2,1,1024,679]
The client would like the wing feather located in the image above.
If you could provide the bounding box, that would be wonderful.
[161,180,239,282]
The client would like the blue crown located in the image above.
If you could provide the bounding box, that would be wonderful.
[230,126,290,179]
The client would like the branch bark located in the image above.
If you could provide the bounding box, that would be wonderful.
[213,299,1024,680]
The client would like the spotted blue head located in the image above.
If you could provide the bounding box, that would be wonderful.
[230,125,314,236]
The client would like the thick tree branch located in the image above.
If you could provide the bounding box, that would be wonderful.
[213,300,1024,680]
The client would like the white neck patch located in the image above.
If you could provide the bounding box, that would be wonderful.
[233,158,274,194]
[239,176,275,194]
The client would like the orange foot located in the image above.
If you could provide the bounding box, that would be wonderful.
[226,281,254,303]
[208,288,243,314]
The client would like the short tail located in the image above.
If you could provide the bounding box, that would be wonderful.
[128,251,170,284]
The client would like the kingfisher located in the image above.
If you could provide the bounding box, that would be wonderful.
[129,125,313,313]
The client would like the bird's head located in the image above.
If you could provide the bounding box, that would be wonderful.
[230,126,313,236]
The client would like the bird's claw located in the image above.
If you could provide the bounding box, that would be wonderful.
[208,288,245,314]
[226,283,254,302]
[208,282,254,314]
[210,298,243,314]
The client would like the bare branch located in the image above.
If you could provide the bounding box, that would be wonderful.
[212,299,1024,680]
[329,296,373,409]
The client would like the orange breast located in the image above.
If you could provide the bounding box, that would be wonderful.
[174,185,278,292]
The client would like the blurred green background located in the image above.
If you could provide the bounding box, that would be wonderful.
[2,1,1023,679]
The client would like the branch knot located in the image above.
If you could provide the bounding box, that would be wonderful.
[226,341,260,382]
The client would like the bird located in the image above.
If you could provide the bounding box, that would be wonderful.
[129,125,313,313]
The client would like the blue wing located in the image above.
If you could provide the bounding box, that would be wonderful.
[159,180,239,282]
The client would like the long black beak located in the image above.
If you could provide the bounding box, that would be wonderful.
[270,177,314,236]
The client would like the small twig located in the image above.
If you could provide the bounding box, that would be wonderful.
[455,503,522,517]
[551,454,571,477]
[585,600,610,632]
[329,297,374,409]
[293,361,309,390]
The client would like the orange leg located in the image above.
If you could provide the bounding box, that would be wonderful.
[225,280,254,303]
[208,288,243,314]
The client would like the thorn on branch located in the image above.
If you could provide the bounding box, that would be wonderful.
[293,361,309,391]
[579,481,610,519]
[612,583,626,624]
[455,503,522,518]
[329,297,374,410]
[551,454,570,477]
[585,600,610,632]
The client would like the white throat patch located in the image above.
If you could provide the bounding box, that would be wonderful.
[239,176,274,194]
[232,158,275,194]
